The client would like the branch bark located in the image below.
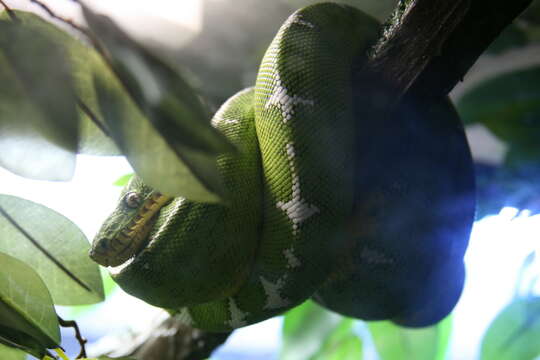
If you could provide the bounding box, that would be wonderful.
[93,314,231,360]
[359,0,534,107]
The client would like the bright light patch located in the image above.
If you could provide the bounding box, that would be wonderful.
[87,0,202,31]
[451,207,540,359]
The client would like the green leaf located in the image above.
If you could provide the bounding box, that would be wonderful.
[0,342,27,360]
[0,11,120,156]
[311,319,362,360]
[83,6,235,201]
[280,300,342,360]
[0,194,104,305]
[92,69,222,201]
[113,173,134,187]
[457,67,540,151]
[368,315,452,360]
[0,15,79,180]
[481,297,540,360]
[486,24,528,54]
[0,252,60,357]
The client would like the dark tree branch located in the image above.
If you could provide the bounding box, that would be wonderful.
[58,317,87,359]
[0,0,19,21]
[96,314,231,360]
[358,0,534,111]
[367,0,470,101]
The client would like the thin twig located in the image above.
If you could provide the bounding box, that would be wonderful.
[28,0,93,41]
[0,0,19,21]
[27,0,110,62]
[76,97,111,137]
[58,317,87,359]
[0,205,92,292]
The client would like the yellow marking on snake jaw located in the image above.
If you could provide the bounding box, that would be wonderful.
[90,192,172,267]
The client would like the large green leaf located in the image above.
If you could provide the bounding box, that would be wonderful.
[457,67,540,150]
[0,252,60,357]
[0,195,104,305]
[280,300,342,360]
[92,69,222,201]
[0,11,119,156]
[368,316,452,360]
[0,342,26,360]
[481,297,540,360]
[311,319,363,360]
[0,16,78,180]
[83,5,236,201]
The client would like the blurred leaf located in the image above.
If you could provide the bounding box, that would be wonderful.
[481,297,540,360]
[0,252,60,357]
[93,70,222,201]
[486,24,528,54]
[0,342,26,360]
[368,315,452,360]
[280,300,342,360]
[522,0,540,25]
[457,67,540,150]
[114,173,134,187]
[311,319,362,360]
[83,6,235,201]
[0,11,120,156]
[0,15,79,180]
[0,194,104,305]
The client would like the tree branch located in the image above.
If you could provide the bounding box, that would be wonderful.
[58,317,87,359]
[0,0,19,21]
[94,314,231,360]
[358,0,534,110]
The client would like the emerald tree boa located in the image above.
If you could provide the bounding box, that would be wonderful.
[90,3,475,332]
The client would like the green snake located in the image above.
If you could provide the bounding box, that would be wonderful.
[91,3,475,331]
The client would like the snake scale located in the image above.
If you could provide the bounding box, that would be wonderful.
[90,3,475,332]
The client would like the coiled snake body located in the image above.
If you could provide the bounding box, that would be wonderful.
[91,3,475,332]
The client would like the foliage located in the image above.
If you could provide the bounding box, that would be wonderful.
[0,0,539,359]
[480,296,540,360]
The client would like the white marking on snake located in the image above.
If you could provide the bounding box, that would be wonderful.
[265,73,314,124]
[177,308,193,326]
[293,18,315,28]
[212,87,254,126]
[277,143,319,234]
[283,248,301,268]
[260,276,291,309]
[225,298,249,328]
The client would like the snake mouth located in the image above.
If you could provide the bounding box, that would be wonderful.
[90,192,172,268]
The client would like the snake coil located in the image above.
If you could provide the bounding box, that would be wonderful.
[91,3,475,332]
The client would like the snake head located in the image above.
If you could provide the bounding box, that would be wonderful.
[90,176,172,267]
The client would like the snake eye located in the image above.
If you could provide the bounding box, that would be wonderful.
[124,192,141,208]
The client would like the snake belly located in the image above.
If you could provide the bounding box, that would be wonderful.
[91,3,380,331]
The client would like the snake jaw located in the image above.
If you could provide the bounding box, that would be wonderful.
[90,191,172,267]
